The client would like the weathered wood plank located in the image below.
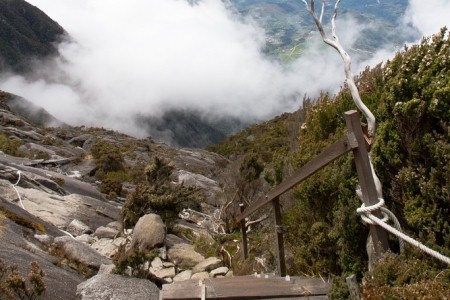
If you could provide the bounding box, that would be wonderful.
[237,135,355,221]
[161,277,331,300]
[344,111,389,256]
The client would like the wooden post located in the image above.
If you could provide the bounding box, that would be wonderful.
[272,198,286,276]
[346,274,361,300]
[239,203,248,259]
[344,111,389,256]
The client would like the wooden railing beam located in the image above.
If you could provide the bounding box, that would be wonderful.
[237,134,355,222]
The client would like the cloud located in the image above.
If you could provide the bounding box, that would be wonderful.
[403,0,450,37]
[0,0,448,140]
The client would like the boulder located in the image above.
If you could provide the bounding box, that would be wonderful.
[165,233,188,247]
[131,214,166,252]
[210,266,229,277]
[68,134,93,148]
[192,256,222,274]
[93,226,119,239]
[77,274,159,300]
[167,243,205,268]
[173,270,192,282]
[191,272,210,280]
[106,221,122,231]
[67,219,93,237]
[152,267,176,279]
[54,236,112,269]
[151,257,163,271]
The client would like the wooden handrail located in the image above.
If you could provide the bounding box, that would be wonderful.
[236,133,357,221]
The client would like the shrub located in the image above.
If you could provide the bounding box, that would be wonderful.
[0,134,21,156]
[362,252,450,299]
[90,140,124,174]
[113,243,159,280]
[0,259,46,300]
[122,157,201,231]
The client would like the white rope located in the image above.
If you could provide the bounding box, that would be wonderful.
[8,169,76,239]
[11,170,25,209]
[357,198,450,265]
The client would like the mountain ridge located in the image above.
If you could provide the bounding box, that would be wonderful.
[0,0,65,73]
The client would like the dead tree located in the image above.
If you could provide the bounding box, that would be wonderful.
[301,0,387,261]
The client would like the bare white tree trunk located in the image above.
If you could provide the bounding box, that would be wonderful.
[301,0,376,137]
[301,0,385,265]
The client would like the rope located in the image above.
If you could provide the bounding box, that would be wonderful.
[9,169,76,239]
[357,198,450,265]
[11,170,25,209]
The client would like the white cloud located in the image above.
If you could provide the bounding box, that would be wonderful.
[0,0,448,140]
[403,0,450,37]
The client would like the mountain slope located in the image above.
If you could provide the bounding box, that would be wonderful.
[209,28,450,296]
[0,0,65,73]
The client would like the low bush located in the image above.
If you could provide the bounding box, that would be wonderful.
[0,259,46,300]
[0,134,21,156]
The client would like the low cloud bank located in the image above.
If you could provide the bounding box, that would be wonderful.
[0,0,448,138]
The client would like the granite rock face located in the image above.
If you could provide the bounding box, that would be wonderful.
[76,274,160,300]
[53,236,112,269]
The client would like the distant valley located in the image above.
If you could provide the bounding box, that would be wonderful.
[230,0,414,62]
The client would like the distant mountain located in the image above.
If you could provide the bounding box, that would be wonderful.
[136,109,251,148]
[0,0,65,73]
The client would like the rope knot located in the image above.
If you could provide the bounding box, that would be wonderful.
[356,197,388,225]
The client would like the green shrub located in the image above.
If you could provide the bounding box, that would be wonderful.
[90,140,125,174]
[113,243,159,280]
[362,252,450,299]
[122,157,201,231]
[98,170,130,198]
[0,134,21,156]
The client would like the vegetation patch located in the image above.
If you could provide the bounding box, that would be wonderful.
[0,208,45,233]
[122,157,201,231]
[209,28,450,296]
[0,259,46,300]
[0,134,21,156]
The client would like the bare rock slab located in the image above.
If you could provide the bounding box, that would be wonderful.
[54,236,112,269]
[153,267,176,279]
[67,219,92,237]
[210,266,229,277]
[167,243,205,268]
[191,272,210,280]
[192,256,222,274]
[173,270,192,282]
[77,273,159,300]
[93,226,119,239]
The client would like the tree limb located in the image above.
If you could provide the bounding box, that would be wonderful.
[302,0,376,137]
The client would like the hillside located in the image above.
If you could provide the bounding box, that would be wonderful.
[209,28,450,297]
[0,89,235,298]
[0,0,65,73]
[136,109,250,148]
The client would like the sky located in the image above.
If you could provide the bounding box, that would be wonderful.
[0,0,449,138]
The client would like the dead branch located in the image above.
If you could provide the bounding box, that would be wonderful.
[301,0,376,137]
